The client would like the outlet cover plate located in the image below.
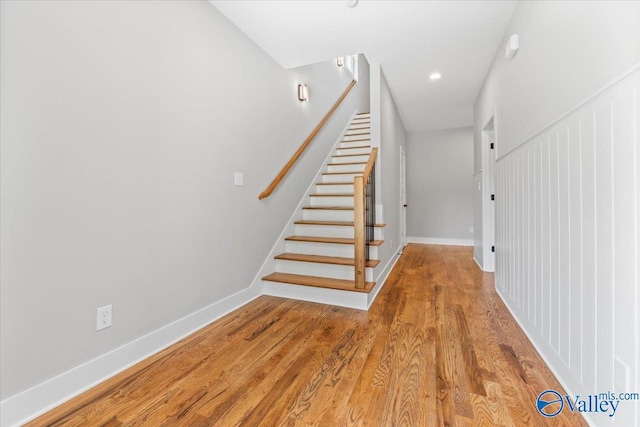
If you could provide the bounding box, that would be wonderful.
[96,305,112,331]
[614,356,628,391]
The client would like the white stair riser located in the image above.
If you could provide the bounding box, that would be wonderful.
[340,140,371,149]
[285,241,354,257]
[285,241,379,259]
[336,147,371,156]
[275,260,373,281]
[342,134,370,142]
[316,184,354,194]
[294,224,384,240]
[327,163,365,173]
[302,209,354,221]
[321,173,361,183]
[345,131,370,138]
[351,121,370,127]
[331,155,370,164]
[295,224,353,238]
[349,124,370,130]
[310,196,354,208]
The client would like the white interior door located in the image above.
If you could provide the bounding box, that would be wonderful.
[400,146,407,248]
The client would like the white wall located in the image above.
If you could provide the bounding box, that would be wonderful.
[369,64,407,275]
[473,171,483,264]
[0,0,369,412]
[474,1,640,425]
[474,1,640,166]
[407,128,474,244]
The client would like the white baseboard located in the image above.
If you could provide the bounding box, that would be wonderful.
[494,287,596,427]
[407,236,474,246]
[0,285,262,427]
[472,256,484,270]
[368,244,402,308]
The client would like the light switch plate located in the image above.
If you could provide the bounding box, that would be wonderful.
[234,172,243,186]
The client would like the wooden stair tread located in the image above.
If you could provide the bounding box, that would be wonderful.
[327,162,367,166]
[302,206,354,210]
[309,193,355,197]
[341,138,371,142]
[316,182,355,186]
[337,145,371,150]
[285,235,383,246]
[322,171,363,175]
[333,153,370,158]
[274,253,380,268]
[262,272,374,293]
[295,220,386,227]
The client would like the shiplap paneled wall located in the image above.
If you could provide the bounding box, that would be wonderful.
[495,69,639,426]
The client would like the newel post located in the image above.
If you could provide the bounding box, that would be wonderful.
[354,176,366,289]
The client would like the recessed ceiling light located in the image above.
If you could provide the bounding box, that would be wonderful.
[429,72,442,81]
[345,0,358,7]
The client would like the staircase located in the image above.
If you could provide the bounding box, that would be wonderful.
[262,112,385,307]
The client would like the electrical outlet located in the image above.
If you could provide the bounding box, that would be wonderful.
[96,305,112,331]
[614,357,628,391]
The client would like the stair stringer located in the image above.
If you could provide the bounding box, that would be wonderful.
[248,109,360,296]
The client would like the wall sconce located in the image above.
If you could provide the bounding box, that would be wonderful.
[505,34,519,60]
[298,84,309,102]
[337,57,345,68]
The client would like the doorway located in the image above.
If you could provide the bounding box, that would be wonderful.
[483,118,496,272]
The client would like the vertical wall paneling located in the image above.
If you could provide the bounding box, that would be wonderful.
[518,150,527,310]
[543,138,552,345]
[534,141,541,329]
[612,87,637,427]
[549,135,560,352]
[635,84,640,427]
[580,109,597,393]
[595,101,614,393]
[569,120,583,381]
[528,145,535,322]
[558,128,571,364]
[495,70,639,426]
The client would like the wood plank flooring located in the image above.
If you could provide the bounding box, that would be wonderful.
[26,244,587,426]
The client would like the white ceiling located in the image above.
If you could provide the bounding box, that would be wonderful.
[210,0,517,133]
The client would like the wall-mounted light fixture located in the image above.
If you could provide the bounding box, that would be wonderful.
[337,57,345,68]
[505,34,519,60]
[298,84,309,102]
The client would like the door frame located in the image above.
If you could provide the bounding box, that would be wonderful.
[482,116,496,272]
[400,145,407,250]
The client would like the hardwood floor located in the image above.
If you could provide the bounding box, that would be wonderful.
[27,244,587,426]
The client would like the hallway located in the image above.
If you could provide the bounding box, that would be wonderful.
[28,245,587,426]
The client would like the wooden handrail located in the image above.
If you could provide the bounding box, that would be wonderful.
[362,147,378,184]
[258,80,358,200]
[353,147,378,289]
